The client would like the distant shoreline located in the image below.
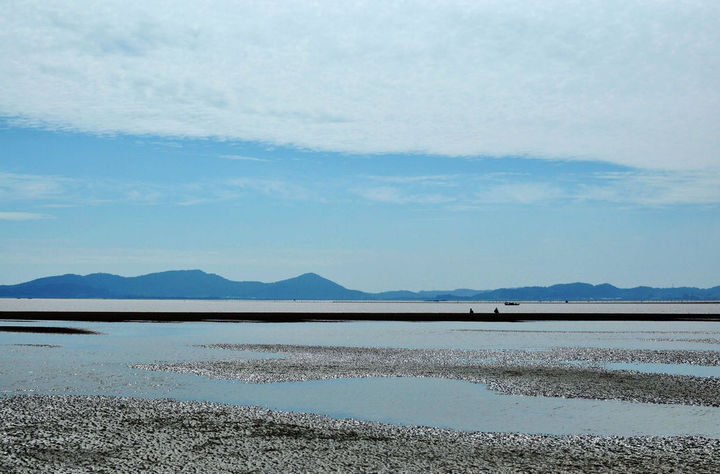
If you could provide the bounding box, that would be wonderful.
[2,311,719,322]
[2,297,720,303]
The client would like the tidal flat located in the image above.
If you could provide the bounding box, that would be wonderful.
[3,316,720,471]
[2,395,719,473]
[137,343,720,407]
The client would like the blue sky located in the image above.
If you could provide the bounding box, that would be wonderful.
[1,1,719,291]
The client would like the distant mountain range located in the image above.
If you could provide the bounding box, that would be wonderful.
[1,270,719,301]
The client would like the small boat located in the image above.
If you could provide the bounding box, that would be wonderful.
[504,302,520,306]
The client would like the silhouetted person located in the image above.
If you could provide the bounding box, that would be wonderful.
[469,308,474,314]
[494,307,499,314]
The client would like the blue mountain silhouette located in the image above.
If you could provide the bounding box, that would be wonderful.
[0,270,718,301]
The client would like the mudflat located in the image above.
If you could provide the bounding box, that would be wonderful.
[2,395,718,473]
[136,343,720,407]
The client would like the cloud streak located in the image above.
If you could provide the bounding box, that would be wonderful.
[1,1,718,171]
[2,166,719,210]
[220,155,269,162]
[0,211,53,221]
[0,169,312,207]
[0,172,72,201]
[354,170,720,208]
[580,171,720,207]
[354,186,455,205]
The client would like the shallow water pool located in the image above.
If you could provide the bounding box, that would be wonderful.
[2,319,720,437]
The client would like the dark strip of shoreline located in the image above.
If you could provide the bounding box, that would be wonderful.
[0,325,99,334]
[1,311,719,323]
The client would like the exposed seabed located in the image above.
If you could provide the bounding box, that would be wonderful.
[2,395,719,473]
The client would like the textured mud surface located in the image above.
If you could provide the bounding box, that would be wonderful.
[2,395,719,473]
[650,338,720,345]
[136,344,720,406]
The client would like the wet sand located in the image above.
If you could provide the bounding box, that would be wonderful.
[136,344,720,407]
[2,395,718,473]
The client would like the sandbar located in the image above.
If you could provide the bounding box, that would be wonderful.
[136,344,720,406]
[0,325,98,335]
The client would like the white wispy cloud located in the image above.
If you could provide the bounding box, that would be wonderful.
[220,155,269,162]
[354,186,455,205]
[355,170,720,207]
[467,171,720,207]
[0,171,170,206]
[0,169,312,207]
[473,183,566,205]
[0,211,53,220]
[1,1,718,171]
[224,178,311,201]
[4,167,719,210]
[0,172,72,201]
[364,175,460,186]
[579,171,720,206]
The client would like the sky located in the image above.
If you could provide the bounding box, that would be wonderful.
[1,0,719,291]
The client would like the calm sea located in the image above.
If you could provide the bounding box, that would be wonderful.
[2,304,720,437]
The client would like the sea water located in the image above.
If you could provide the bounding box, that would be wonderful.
[2,304,720,437]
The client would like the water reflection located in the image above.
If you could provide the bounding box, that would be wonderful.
[1,319,720,437]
